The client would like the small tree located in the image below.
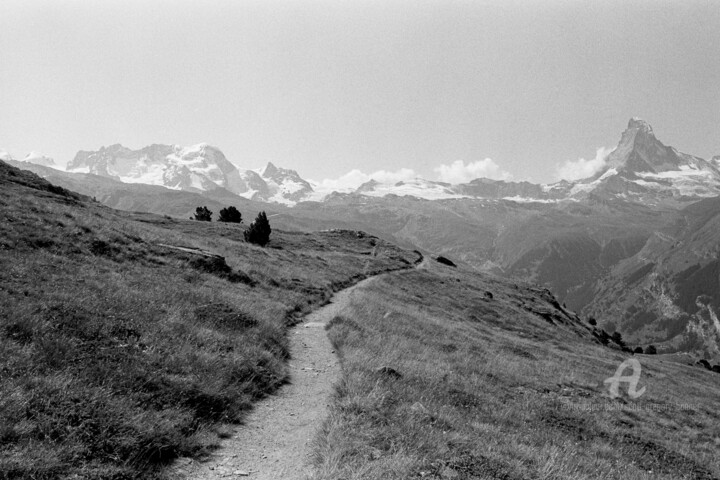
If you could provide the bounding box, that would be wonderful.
[611,331,625,348]
[218,206,242,223]
[244,211,271,246]
[633,346,644,354]
[645,345,657,355]
[194,206,212,222]
[588,316,597,326]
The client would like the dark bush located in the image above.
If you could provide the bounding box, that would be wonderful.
[194,206,212,222]
[697,359,711,370]
[611,331,625,348]
[189,255,231,275]
[634,346,644,354]
[594,329,610,345]
[188,255,255,285]
[712,365,720,374]
[588,317,597,326]
[645,345,657,354]
[90,239,116,256]
[244,211,271,246]
[435,256,456,267]
[218,206,242,223]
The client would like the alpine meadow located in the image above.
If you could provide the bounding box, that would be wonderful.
[2,2,720,479]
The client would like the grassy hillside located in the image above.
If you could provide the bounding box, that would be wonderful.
[313,260,720,479]
[0,160,420,479]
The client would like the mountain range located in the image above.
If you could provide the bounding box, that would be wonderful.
[6,117,720,359]
[39,117,719,206]
[65,143,313,205]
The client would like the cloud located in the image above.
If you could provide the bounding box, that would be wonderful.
[312,167,418,193]
[434,159,512,184]
[556,147,614,181]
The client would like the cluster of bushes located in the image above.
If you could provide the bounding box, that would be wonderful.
[696,359,720,373]
[193,206,242,223]
[193,206,271,246]
[589,320,657,355]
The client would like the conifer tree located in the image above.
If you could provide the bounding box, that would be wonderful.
[244,211,271,246]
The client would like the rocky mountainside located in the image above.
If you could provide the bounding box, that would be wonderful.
[584,195,720,357]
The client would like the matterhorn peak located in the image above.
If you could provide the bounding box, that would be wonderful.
[626,117,654,136]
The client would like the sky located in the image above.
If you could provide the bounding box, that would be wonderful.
[1,0,719,187]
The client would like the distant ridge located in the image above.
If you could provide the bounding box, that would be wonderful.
[55,119,720,205]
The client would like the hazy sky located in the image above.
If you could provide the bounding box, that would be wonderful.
[1,0,719,185]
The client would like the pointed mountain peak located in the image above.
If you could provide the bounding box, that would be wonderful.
[627,117,654,135]
[262,161,278,177]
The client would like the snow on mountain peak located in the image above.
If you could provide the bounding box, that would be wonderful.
[23,151,57,168]
[627,117,654,135]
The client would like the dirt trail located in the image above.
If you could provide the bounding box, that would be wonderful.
[175,276,377,480]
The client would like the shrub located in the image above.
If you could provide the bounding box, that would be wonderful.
[645,345,657,354]
[194,206,212,222]
[588,317,597,326]
[633,346,644,354]
[595,329,610,345]
[611,331,625,348]
[244,211,271,246]
[435,256,456,267]
[218,206,242,223]
[697,359,711,370]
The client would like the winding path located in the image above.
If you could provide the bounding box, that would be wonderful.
[174,276,377,480]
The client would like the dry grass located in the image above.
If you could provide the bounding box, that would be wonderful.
[0,161,419,479]
[314,260,720,479]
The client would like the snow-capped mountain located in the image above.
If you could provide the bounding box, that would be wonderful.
[67,143,238,192]
[22,151,58,168]
[258,162,314,203]
[562,118,720,203]
[66,144,314,205]
[326,118,720,204]
[0,150,59,169]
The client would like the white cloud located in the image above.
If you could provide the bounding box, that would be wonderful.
[312,167,418,193]
[434,159,512,184]
[556,147,613,181]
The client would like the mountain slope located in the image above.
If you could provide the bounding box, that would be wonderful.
[584,195,720,359]
[312,258,720,480]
